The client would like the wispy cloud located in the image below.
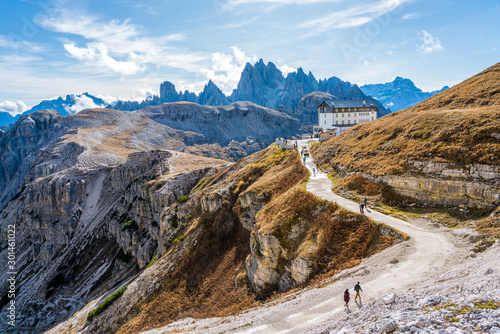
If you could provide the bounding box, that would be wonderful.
[220,0,334,11]
[300,0,411,32]
[417,30,444,54]
[402,11,421,20]
[36,10,205,75]
[0,35,45,53]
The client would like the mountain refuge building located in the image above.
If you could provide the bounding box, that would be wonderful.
[315,100,378,136]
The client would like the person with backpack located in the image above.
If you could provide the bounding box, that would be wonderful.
[354,282,363,302]
[359,201,364,214]
[344,289,350,308]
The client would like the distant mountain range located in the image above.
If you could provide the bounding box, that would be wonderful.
[0,93,107,127]
[0,60,448,127]
[360,77,448,111]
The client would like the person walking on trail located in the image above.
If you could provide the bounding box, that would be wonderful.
[312,167,316,177]
[363,197,367,208]
[344,289,350,308]
[354,282,363,302]
[359,201,364,214]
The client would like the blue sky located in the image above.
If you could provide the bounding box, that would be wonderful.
[1,0,499,115]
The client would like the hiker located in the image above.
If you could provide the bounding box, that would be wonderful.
[344,289,350,308]
[313,167,316,177]
[303,157,306,164]
[363,197,367,208]
[359,202,364,214]
[354,282,363,302]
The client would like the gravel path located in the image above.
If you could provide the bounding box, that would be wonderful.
[143,142,471,334]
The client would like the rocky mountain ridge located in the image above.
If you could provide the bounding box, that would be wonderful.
[2,59,450,127]
[0,101,300,210]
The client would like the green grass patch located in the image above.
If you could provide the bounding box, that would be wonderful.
[172,235,185,245]
[146,255,157,269]
[87,286,127,321]
[176,195,189,203]
[192,177,209,193]
[122,219,138,232]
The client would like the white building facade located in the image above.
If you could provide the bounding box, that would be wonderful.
[317,100,377,135]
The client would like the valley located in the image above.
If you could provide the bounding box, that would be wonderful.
[0,60,498,334]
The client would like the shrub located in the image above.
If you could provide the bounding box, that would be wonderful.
[172,235,185,245]
[156,182,163,190]
[122,219,138,232]
[345,174,379,196]
[87,286,127,321]
[146,255,157,269]
[176,195,189,203]
[152,221,159,227]
[150,173,158,181]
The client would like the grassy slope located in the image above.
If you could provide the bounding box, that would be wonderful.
[114,145,396,333]
[312,62,500,238]
[312,62,500,176]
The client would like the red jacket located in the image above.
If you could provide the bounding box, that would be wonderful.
[344,291,350,302]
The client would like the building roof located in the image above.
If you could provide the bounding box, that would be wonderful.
[318,100,377,109]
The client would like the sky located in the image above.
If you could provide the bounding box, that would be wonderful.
[0,0,499,115]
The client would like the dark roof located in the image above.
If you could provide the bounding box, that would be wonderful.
[318,100,377,109]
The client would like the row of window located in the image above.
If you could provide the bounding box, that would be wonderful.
[335,112,374,117]
[324,118,374,125]
[321,106,376,113]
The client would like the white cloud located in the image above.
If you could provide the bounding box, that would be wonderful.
[200,46,258,95]
[221,0,333,11]
[280,65,296,76]
[0,100,28,116]
[417,30,444,54]
[65,94,106,114]
[402,11,421,20]
[0,35,45,53]
[300,0,411,32]
[36,10,205,75]
[96,94,118,105]
[64,42,145,75]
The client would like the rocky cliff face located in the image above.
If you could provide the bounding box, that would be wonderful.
[0,144,397,334]
[0,149,224,333]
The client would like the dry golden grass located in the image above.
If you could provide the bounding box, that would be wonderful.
[113,145,398,333]
[312,107,500,176]
[410,62,500,111]
[312,62,500,176]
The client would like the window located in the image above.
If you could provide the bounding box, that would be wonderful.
[348,119,350,124]
[342,120,344,124]
[348,113,350,117]
[342,113,344,117]
[371,117,374,121]
[336,121,338,125]
[354,113,356,117]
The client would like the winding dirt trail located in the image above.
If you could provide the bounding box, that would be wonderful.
[145,143,467,334]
